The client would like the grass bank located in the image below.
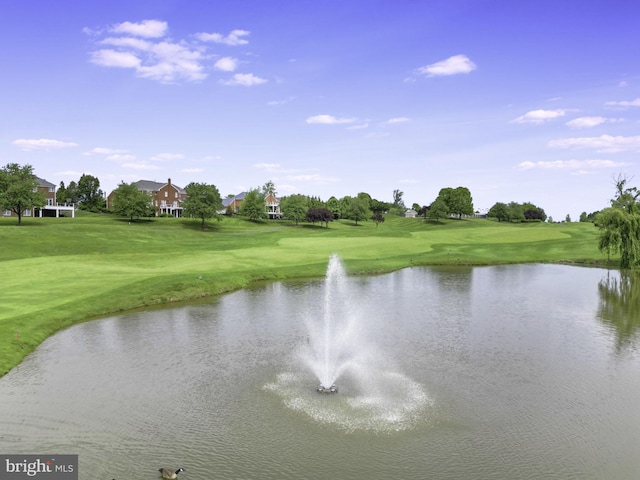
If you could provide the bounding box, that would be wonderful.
[0,212,611,377]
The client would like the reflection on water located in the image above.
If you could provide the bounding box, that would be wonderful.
[597,269,640,352]
[1,264,640,479]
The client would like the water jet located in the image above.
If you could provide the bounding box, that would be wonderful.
[264,254,429,431]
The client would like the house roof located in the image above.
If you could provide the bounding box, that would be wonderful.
[35,176,55,188]
[133,180,165,192]
[133,179,185,194]
[222,192,247,207]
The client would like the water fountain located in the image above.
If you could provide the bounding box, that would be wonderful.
[301,253,353,394]
[264,254,430,432]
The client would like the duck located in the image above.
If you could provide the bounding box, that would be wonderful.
[159,467,185,479]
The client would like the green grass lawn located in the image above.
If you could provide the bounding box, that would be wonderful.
[0,212,611,377]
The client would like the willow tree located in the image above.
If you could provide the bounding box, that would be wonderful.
[596,176,640,268]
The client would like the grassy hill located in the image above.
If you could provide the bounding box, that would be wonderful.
[0,212,610,376]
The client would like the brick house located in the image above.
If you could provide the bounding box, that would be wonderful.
[2,176,75,218]
[106,178,187,217]
[221,191,281,219]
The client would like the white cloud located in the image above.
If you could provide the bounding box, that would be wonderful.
[548,134,640,152]
[605,98,640,108]
[90,41,206,82]
[138,42,206,82]
[384,117,410,124]
[195,29,250,46]
[306,114,357,125]
[517,159,629,170]
[100,37,152,50]
[110,20,168,38]
[88,22,262,84]
[565,116,608,128]
[181,168,204,173]
[347,123,369,130]
[90,49,141,69]
[511,109,567,124]
[221,73,267,86]
[84,147,128,156]
[399,178,418,184]
[417,54,476,77]
[12,138,78,151]
[150,153,185,161]
[214,56,238,72]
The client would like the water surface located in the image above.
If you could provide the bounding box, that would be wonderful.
[1,264,639,479]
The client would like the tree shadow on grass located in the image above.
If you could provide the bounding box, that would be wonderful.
[112,217,157,224]
[179,219,225,232]
[0,219,47,227]
[299,223,331,229]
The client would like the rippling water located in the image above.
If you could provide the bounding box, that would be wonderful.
[1,264,639,479]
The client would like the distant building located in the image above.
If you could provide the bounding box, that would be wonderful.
[221,191,281,219]
[106,178,187,217]
[2,176,75,218]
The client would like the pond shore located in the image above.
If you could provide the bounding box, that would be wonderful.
[0,213,610,377]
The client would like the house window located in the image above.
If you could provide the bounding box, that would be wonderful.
[164,191,168,198]
[47,198,54,206]
[175,192,178,198]
[23,209,32,217]
[3,210,10,216]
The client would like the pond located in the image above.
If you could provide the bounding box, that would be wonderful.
[1,263,639,479]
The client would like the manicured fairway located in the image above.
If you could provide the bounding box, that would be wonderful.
[0,213,609,376]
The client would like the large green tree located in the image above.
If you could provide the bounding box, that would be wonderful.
[56,180,79,205]
[326,196,341,219]
[438,186,474,219]
[0,163,45,225]
[596,176,640,268]
[342,195,370,225]
[370,199,389,215]
[280,194,308,225]
[488,202,510,222]
[427,198,449,222]
[111,182,154,221]
[182,182,223,229]
[76,174,105,211]
[507,202,525,222]
[239,188,267,221]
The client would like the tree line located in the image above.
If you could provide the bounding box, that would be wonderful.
[0,162,479,228]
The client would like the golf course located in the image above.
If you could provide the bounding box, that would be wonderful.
[0,213,610,377]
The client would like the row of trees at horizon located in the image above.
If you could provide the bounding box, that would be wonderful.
[1,161,600,230]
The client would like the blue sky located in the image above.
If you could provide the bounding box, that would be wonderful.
[1,0,639,220]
